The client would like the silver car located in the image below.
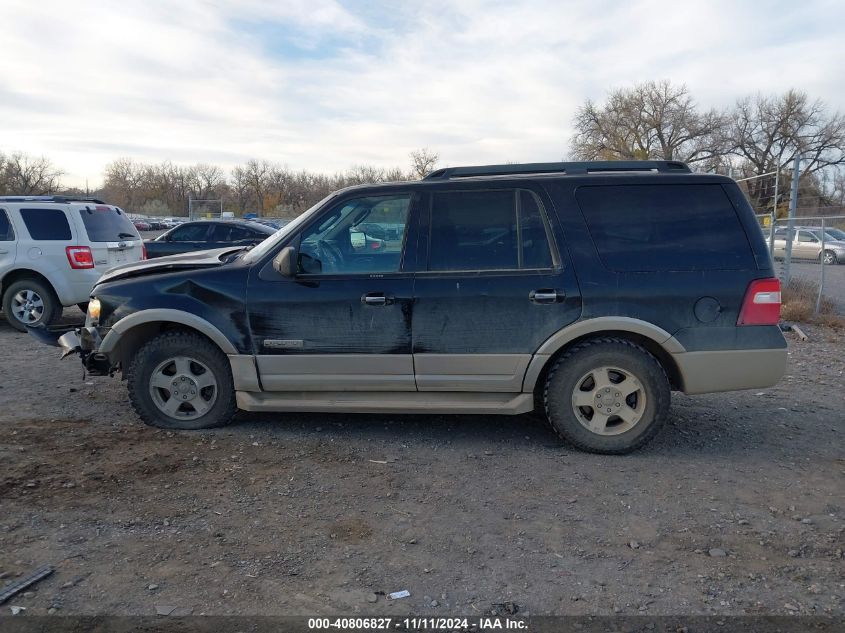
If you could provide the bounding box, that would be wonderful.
[773,227,845,265]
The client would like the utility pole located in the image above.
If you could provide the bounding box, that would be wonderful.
[768,166,779,253]
[783,155,801,283]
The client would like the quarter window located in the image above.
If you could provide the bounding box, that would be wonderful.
[20,208,72,240]
[576,184,754,272]
[0,209,14,241]
[428,189,555,271]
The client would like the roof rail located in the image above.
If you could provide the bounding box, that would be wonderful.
[0,195,106,204]
[424,160,691,180]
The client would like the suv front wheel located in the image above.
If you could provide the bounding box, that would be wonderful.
[543,338,670,454]
[2,278,61,332]
[127,330,237,430]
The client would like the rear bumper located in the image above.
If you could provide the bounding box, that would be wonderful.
[672,348,788,395]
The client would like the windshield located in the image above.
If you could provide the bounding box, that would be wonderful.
[242,192,338,264]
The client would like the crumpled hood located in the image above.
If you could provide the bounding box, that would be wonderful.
[97,247,241,284]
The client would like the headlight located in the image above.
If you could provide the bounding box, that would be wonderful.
[88,298,101,320]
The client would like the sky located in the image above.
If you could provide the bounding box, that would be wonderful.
[1,0,843,187]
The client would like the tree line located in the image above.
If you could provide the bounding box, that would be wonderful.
[571,82,845,215]
[2,83,844,218]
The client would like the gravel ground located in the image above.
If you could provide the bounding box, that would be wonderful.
[0,311,843,617]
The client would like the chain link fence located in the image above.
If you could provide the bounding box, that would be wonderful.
[741,164,845,317]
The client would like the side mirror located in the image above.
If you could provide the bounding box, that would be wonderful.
[273,246,297,277]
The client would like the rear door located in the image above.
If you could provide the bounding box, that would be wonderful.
[0,208,17,278]
[411,185,581,391]
[75,205,144,267]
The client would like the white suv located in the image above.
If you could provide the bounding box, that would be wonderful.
[0,196,145,331]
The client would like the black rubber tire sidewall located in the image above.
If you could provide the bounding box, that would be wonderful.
[2,279,61,332]
[544,338,670,454]
[127,330,237,430]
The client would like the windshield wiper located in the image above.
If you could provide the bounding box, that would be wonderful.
[118,232,136,238]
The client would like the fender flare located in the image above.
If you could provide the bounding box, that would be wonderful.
[522,317,684,392]
[98,309,238,356]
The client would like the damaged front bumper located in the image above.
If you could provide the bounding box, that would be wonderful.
[26,324,114,375]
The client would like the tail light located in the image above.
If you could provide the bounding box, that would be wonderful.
[66,246,95,269]
[370,241,382,250]
[737,278,781,325]
[141,243,148,260]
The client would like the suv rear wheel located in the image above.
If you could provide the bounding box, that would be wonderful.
[543,338,670,454]
[127,330,237,430]
[2,278,61,332]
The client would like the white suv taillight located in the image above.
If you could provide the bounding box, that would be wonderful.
[737,278,781,326]
[66,246,95,269]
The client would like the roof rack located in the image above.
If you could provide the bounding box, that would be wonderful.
[0,195,106,204]
[424,160,691,180]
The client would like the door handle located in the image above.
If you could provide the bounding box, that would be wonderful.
[362,293,394,306]
[0,249,8,255]
[530,289,562,304]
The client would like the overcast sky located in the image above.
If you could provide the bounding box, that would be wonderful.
[1,0,843,187]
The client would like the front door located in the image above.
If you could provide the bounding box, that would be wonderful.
[411,186,581,391]
[247,192,419,391]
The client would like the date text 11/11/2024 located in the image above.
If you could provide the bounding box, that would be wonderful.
[307,617,528,630]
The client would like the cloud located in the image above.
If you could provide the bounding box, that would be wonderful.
[0,0,842,186]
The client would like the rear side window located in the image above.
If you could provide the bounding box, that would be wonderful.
[428,189,555,271]
[20,208,72,241]
[576,184,754,272]
[0,209,14,241]
[78,207,139,242]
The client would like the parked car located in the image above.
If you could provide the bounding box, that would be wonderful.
[132,219,151,232]
[32,161,787,454]
[772,228,845,264]
[0,195,144,331]
[143,220,275,258]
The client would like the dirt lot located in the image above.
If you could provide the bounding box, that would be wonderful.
[0,310,843,617]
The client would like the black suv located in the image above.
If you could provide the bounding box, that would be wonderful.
[35,161,786,453]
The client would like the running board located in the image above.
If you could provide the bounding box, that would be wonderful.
[236,391,534,415]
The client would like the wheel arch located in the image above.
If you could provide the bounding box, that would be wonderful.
[524,318,685,400]
[1,268,58,298]
[99,309,238,372]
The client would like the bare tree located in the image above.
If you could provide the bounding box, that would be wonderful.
[1,152,63,194]
[409,148,439,179]
[727,90,845,210]
[570,80,728,164]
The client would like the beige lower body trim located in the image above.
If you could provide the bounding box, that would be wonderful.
[236,391,534,415]
[414,354,531,392]
[255,354,415,391]
[228,354,261,392]
[673,348,787,395]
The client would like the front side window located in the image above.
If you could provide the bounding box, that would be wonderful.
[798,231,818,243]
[210,224,253,242]
[169,224,210,242]
[20,208,72,240]
[0,209,14,241]
[297,194,411,275]
[427,189,555,271]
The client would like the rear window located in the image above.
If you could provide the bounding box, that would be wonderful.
[78,207,139,242]
[576,184,754,272]
[20,208,72,240]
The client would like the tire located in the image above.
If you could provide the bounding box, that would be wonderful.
[2,278,61,332]
[543,338,670,454]
[821,250,837,265]
[127,330,237,430]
